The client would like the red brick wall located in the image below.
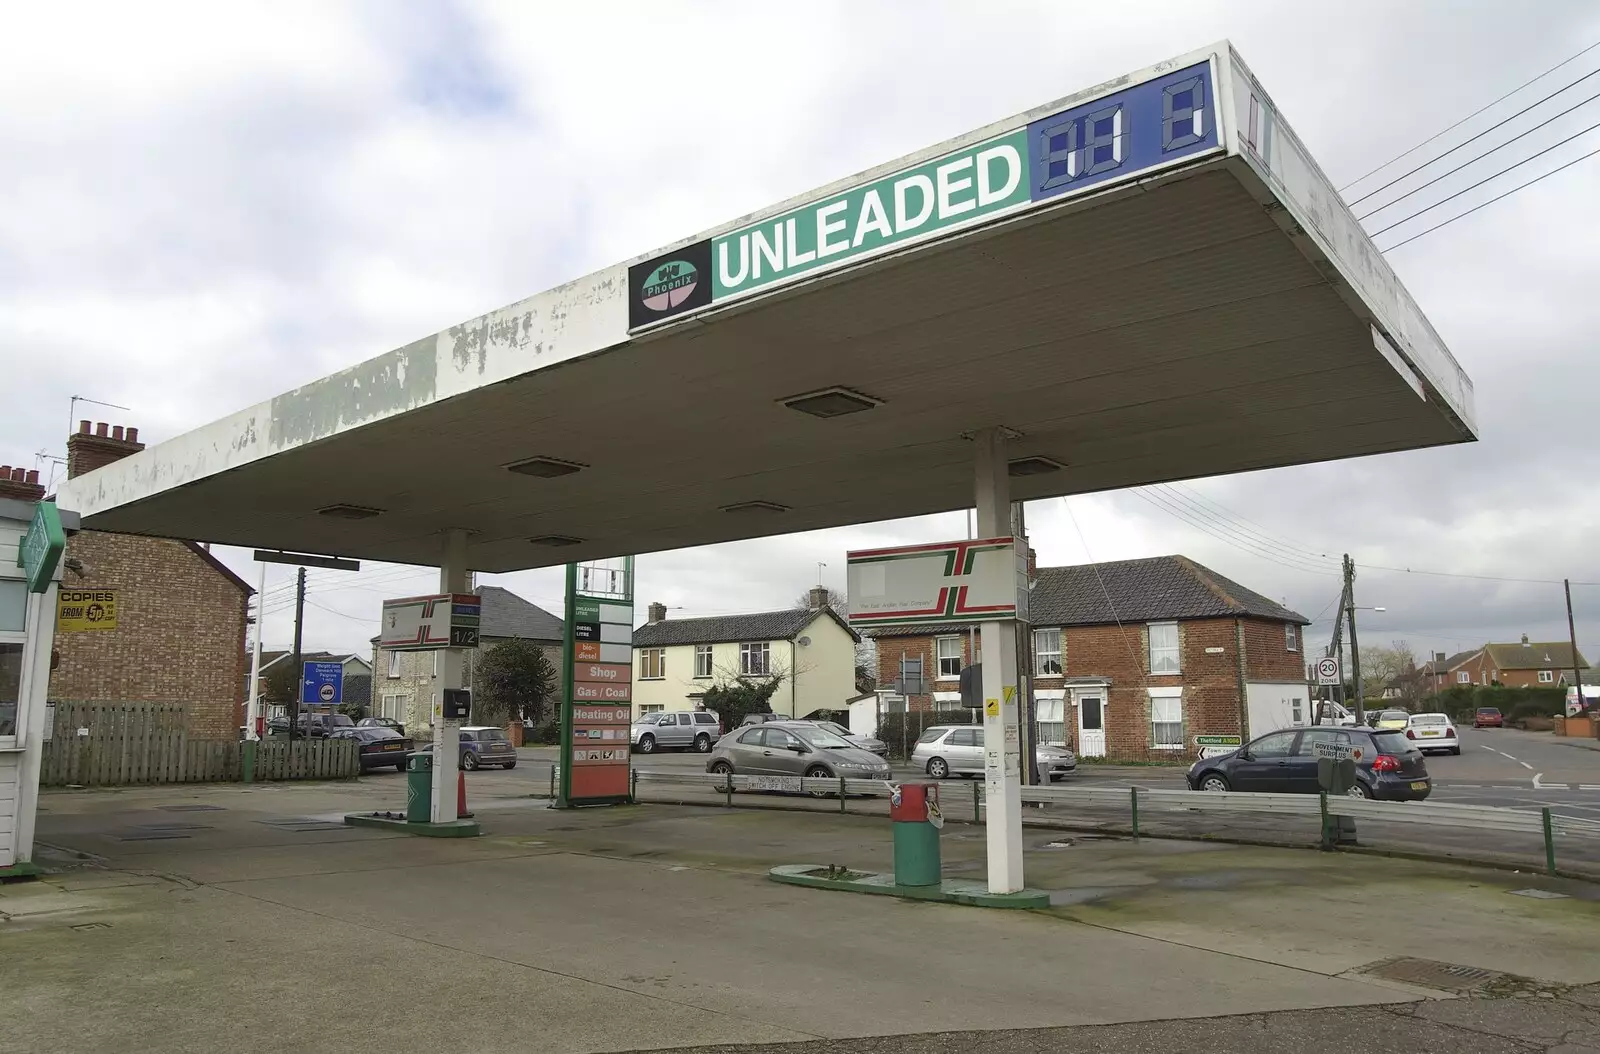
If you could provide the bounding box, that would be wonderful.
[0,465,44,502]
[873,632,977,712]
[873,615,1304,761]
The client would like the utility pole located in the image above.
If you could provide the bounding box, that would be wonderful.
[289,567,306,743]
[1344,554,1366,725]
[1566,579,1584,707]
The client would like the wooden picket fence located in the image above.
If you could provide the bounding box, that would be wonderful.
[40,702,358,787]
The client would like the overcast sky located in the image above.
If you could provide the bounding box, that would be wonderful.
[4,1,1599,668]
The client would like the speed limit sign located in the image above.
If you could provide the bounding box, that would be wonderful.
[1315,657,1341,685]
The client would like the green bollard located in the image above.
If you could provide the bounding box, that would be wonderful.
[1130,786,1140,838]
[1543,807,1557,875]
[241,740,256,784]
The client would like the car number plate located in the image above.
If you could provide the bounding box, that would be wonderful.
[383,743,402,750]
[1422,730,1438,736]
[1410,781,1428,791]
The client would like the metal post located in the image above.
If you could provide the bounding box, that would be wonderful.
[1543,807,1556,875]
[974,427,1024,893]
[1319,792,1331,850]
[839,776,847,812]
[430,529,468,824]
[242,560,266,783]
[973,780,980,824]
[724,775,733,808]
[1565,580,1584,710]
[1130,786,1140,838]
[1345,555,1367,725]
[630,767,638,802]
[288,567,306,743]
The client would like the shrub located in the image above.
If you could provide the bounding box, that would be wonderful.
[1422,685,1565,725]
[528,721,561,745]
[878,709,978,759]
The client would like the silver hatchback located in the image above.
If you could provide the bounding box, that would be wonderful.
[911,724,1077,781]
[706,721,892,785]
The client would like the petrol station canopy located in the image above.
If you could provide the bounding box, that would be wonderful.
[58,43,1475,570]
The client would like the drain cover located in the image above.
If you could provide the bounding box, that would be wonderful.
[1509,888,1570,900]
[1361,957,1502,993]
[156,805,225,813]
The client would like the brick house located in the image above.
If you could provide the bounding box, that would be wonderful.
[371,584,563,734]
[37,422,253,741]
[1452,637,1589,688]
[868,555,1309,761]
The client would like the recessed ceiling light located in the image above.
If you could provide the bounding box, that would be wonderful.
[780,387,882,419]
[529,534,584,546]
[506,456,587,478]
[316,504,383,520]
[721,500,791,514]
[1007,456,1066,477]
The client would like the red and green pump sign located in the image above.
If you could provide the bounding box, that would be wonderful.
[558,558,635,807]
[17,500,65,594]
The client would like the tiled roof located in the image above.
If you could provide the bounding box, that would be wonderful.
[477,585,564,641]
[633,607,858,648]
[1485,641,1590,671]
[866,555,1306,637]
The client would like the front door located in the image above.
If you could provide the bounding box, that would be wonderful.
[1076,695,1106,757]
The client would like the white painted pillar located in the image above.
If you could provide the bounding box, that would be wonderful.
[14,583,58,866]
[431,529,469,823]
[246,560,266,740]
[974,427,1024,893]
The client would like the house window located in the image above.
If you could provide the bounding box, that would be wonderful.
[694,644,714,678]
[1285,623,1299,652]
[386,651,401,679]
[740,642,770,676]
[0,641,23,740]
[1036,696,1065,744]
[1539,669,1554,683]
[1291,696,1305,725]
[381,694,405,721]
[935,636,962,679]
[640,704,663,715]
[1149,688,1183,749]
[640,649,665,680]
[1033,629,1062,677]
[1148,622,1180,675]
[1457,670,1470,684]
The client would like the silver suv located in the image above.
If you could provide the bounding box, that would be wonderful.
[631,710,722,753]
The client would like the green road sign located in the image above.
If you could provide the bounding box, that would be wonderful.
[1194,734,1243,747]
[16,500,65,593]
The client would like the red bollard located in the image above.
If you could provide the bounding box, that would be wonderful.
[457,769,473,819]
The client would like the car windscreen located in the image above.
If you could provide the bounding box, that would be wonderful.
[358,728,401,741]
[1379,711,1409,722]
[330,715,355,727]
[1410,715,1448,726]
[1477,708,1500,715]
[916,727,948,744]
[794,726,854,749]
[1371,731,1420,755]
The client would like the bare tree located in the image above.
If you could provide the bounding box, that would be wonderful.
[1360,640,1419,703]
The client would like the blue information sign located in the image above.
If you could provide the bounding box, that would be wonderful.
[301,661,344,706]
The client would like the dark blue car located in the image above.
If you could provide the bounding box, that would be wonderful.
[1186,726,1431,801]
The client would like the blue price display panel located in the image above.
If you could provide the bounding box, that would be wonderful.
[1028,61,1218,203]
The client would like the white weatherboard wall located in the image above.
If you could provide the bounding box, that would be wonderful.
[0,506,60,870]
[1246,681,1312,737]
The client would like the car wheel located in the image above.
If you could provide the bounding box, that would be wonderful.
[637,734,656,754]
[395,762,407,772]
[1347,780,1373,799]
[926,757,949,779]
[709,759,733,775]
[1199,773,1230,792]
[503,760,517,769]
[1449,747,1460,756]
[462,752,480,771]
[804,764,833,797]
[694,734,711,753]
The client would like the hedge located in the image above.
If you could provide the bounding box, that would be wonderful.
[1420,685,1566,726]
[878,709,979,759]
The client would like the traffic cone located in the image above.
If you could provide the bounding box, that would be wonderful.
[457,769,473,819]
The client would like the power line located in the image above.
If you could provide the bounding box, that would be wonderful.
[1367,118,1600,239]
[1128,488,1338,576]
[1353,562,1600,587]
[1355,85,1600,221]
[1378,143,1600,252]
[1338,38,1600,192]
[1347,58,1600,207]
[1158,482,1337,564]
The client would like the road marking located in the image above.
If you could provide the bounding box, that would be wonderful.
[1582,785,1600,791]
[1496,750,1519,760]
[1520,761,1534,770]
[1480,745,1497,752]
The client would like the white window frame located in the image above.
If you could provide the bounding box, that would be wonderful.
[1457,670,1470,684]
[640,648,665,680]
[0,635,24,748]
[640,704,664,715]
[935,636,962,680]
[1149,687,1183,750]
[1148,622,1180,675]
[1539,669,1554,684]
[386,651,401,678]
[1033,628,1062,677]
[740,641,771,676]
[693,644,714,679]
[1285,623,1299,653]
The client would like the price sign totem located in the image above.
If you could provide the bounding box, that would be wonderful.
[559,557,635,806]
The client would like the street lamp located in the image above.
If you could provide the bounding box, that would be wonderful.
[1346,602,1387,723]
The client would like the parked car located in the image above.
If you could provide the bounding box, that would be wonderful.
[1473,706,1503,729]
[632,711,723,753]
[909,725,1078,782]
[1405,712,1460,755]
[330,726,414,771]
[1372,709,1411,731]
[420,726,517,769]
[358,716,405,736]
[801,719,888,757]
[268,712,356,738]
[739,712,784,726]
[705,721,892,790]
[1185,726,1431,801]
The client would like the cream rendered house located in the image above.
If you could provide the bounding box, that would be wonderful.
[631,589,860,719]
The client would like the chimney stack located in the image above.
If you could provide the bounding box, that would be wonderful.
[67,420,146,480]
[0,464,45,503]
[1521,634,1530,647]
[808,585,831,610]
[647,602,667,623]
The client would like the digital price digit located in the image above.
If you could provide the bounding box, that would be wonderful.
[1162,75,1207,151]
[1036,102,1126,194]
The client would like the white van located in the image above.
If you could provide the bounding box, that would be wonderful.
[1310,700,1358,727]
